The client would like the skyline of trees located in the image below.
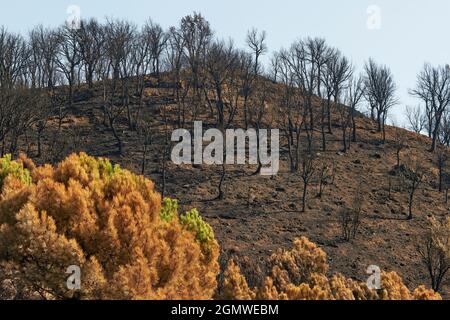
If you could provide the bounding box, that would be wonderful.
[1,12,450,159]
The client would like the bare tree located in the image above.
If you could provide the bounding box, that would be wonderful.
[339,179,364,241]
[269,52,280,83]
[102,19,136,131]
[299,150,316,213]
[405,105,426,134]
[55,25,82,106]
[439,110,450,146]
[404,159,425,220]
[436,145,448,192]
[340,74,365,152]
[246,28,267,77]
[276,48,305,172]
[324,49,352,136]
[204,39,238,127]
[319,47,337,150]
[131,26,153,130]
[137,117,153,175]
[411,64,450,152]
[28,26,60,89]
[317,160,332,198]
[237,51,255,129]
[77,19,104,89]
[166,26,187,127]
[239,28,267,130]
[98,20,136,155]
[0,28,37,156]
[393,126,408,168]
[180,12,213,119]
[364,58,398,142]
[145,20,168,79]
[281,39,321,150]
[349,75,365,144]
[34,92,52,158]
[159,103,171,199]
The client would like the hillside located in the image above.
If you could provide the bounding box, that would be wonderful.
[9,75,447,297]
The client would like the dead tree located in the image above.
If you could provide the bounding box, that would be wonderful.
[299,150,316,213]
[404,160,425,220]
[246,28,267,77]
[317,161,332,198]
[324,50,352,135]
[319,48,337,150]
[237,51,255,129]
[349,75,365,144]
[277,49,304,172]
[405,105,426,134]
[0,29,29,155]
[166,26,187,127]
[249,81,270,176]
[160,103,171,198]
[281,40,320,151]
[340,74,365,152]
[144,19,168,79]
[393,127,408,168]
[131,26,153,130]
[34,92,52,158]
[55,25,82,106]
[180,12,213,119]
[103,19,136,132]
[137,117,153,175]
[97,40,125,155]
[270,52,281,83]
[204,40,238,127]
[245,28,267,128]
[77,19,104,89]
[28,26,60,89]
[411,64,450,152]
[439,111,450,146]
[308,37,331,99]
[364,58,398,142]
[436,145,448,192]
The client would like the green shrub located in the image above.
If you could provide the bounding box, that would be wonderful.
[180,208,214,245]
[0,154,32,190]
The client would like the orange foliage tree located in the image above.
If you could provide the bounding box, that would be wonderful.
[0,153,219,299]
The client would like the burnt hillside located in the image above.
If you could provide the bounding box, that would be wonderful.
[7,74,448,296]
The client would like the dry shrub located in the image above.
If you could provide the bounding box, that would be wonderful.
[221,237,441,300]
[267,237,328,287]
[0,153,219,300]
[221,260,256,300]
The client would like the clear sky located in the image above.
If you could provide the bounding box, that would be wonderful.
[1,0,450,125]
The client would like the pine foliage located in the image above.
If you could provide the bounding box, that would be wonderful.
[0,153,219,299]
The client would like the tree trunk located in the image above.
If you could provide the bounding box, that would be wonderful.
[408,193,414,220]
[110,120,122,155]
[302,181,307,212]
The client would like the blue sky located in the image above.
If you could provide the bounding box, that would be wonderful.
[1,0,450,125]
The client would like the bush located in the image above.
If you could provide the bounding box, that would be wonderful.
[0,153,219,299]
[221,237,441,300]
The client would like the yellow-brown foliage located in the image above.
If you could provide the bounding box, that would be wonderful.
[0,153,219,300]
[221,237,441,300]
[221,260,256,300]
[0,153,441,300]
